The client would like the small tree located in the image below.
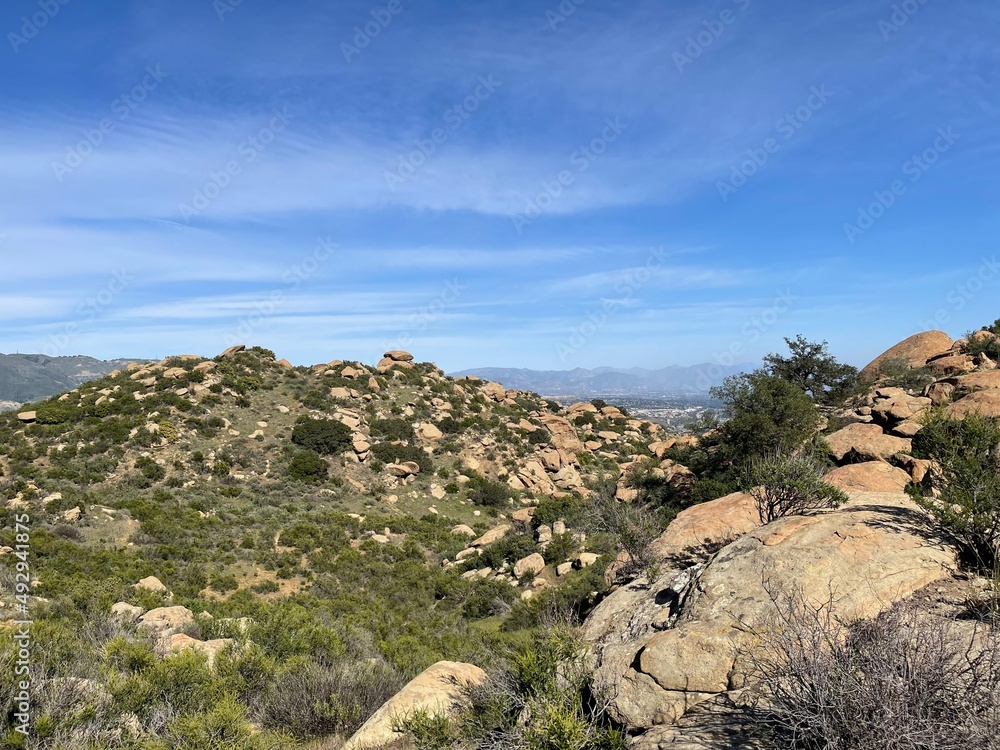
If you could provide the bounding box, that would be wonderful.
[763,335,859,405]
[741,453,847,524]
[910,411,1000,573]
[711,373,821,462]
[291,417,352,455]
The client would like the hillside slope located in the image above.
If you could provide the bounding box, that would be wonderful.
[0,344,681,747]
[0,353,147,407]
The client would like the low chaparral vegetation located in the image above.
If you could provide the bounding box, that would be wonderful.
[0,325,998,750]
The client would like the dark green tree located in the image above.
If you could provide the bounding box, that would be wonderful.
[710,372,821,462]
[291,417,352,455]
[762,335,859,405]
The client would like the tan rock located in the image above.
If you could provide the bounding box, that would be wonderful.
[17,411,36,423]
[218,344,245,358]
[823,461,911,493]
[451,524,476,538]
[588,492,955,732]
[471,525,510,547]
[134,576,168,594]
[417,422,443,441]
[482,381,507,402]
[138,606,195,638]
[383,350,414,362]
[343,662,486,750]
[512,507,535,524]
[650,492,759,559]
[513,553,546,578]
[860,331,953,380]
[945,390,1000,419]
[386,461,421,477]
[924,381,955,405]
[110,602,144,621]
[538,414,584,453]
[926,353,975,375]
[575,552,599,569]
[825,422,911,463]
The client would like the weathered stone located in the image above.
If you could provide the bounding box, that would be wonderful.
[860,331,953,379]
[825,422,911,463]
[513,553,546,578]
[823,461,911,493]
[343,662,486,750]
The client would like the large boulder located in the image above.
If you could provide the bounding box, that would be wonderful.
[823,461,912,493]
[649,492,759,560]
[137,606,195,639]
[945,389,1000,419]
[537,414,584,453]
[342,661,487,750]
[584,492,956,733]
[860,331,953,380]
[824,422,911,463]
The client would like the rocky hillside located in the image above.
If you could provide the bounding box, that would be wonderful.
[579,328,1000,747]
[0,353,147,410]
[0,344,684,748]
[1,331,998,749]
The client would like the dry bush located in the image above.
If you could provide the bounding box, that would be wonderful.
[743,591,1000,750]
[741,453,847,524]
[253,657,403,739]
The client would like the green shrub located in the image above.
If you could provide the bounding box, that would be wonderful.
[910,411,1000,571]
[287,450,328,484]
[740,453,847,524]
[872,357,937,392]
[527,428,551,446]
[964,319,1000,360]
[763,335,860,404]
[469,478,511,508]
[291,417,352,455]
[255,658,403,739]
[369,418,415,441]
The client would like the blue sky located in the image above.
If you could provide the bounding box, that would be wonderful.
[1,0,998,373]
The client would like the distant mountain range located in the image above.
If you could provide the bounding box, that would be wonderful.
[0,354,148,408]
[450,363,751,397]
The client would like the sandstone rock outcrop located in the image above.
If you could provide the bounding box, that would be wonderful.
[343,661,487,750]
[583,492,955,735]
[860,330,952,380]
